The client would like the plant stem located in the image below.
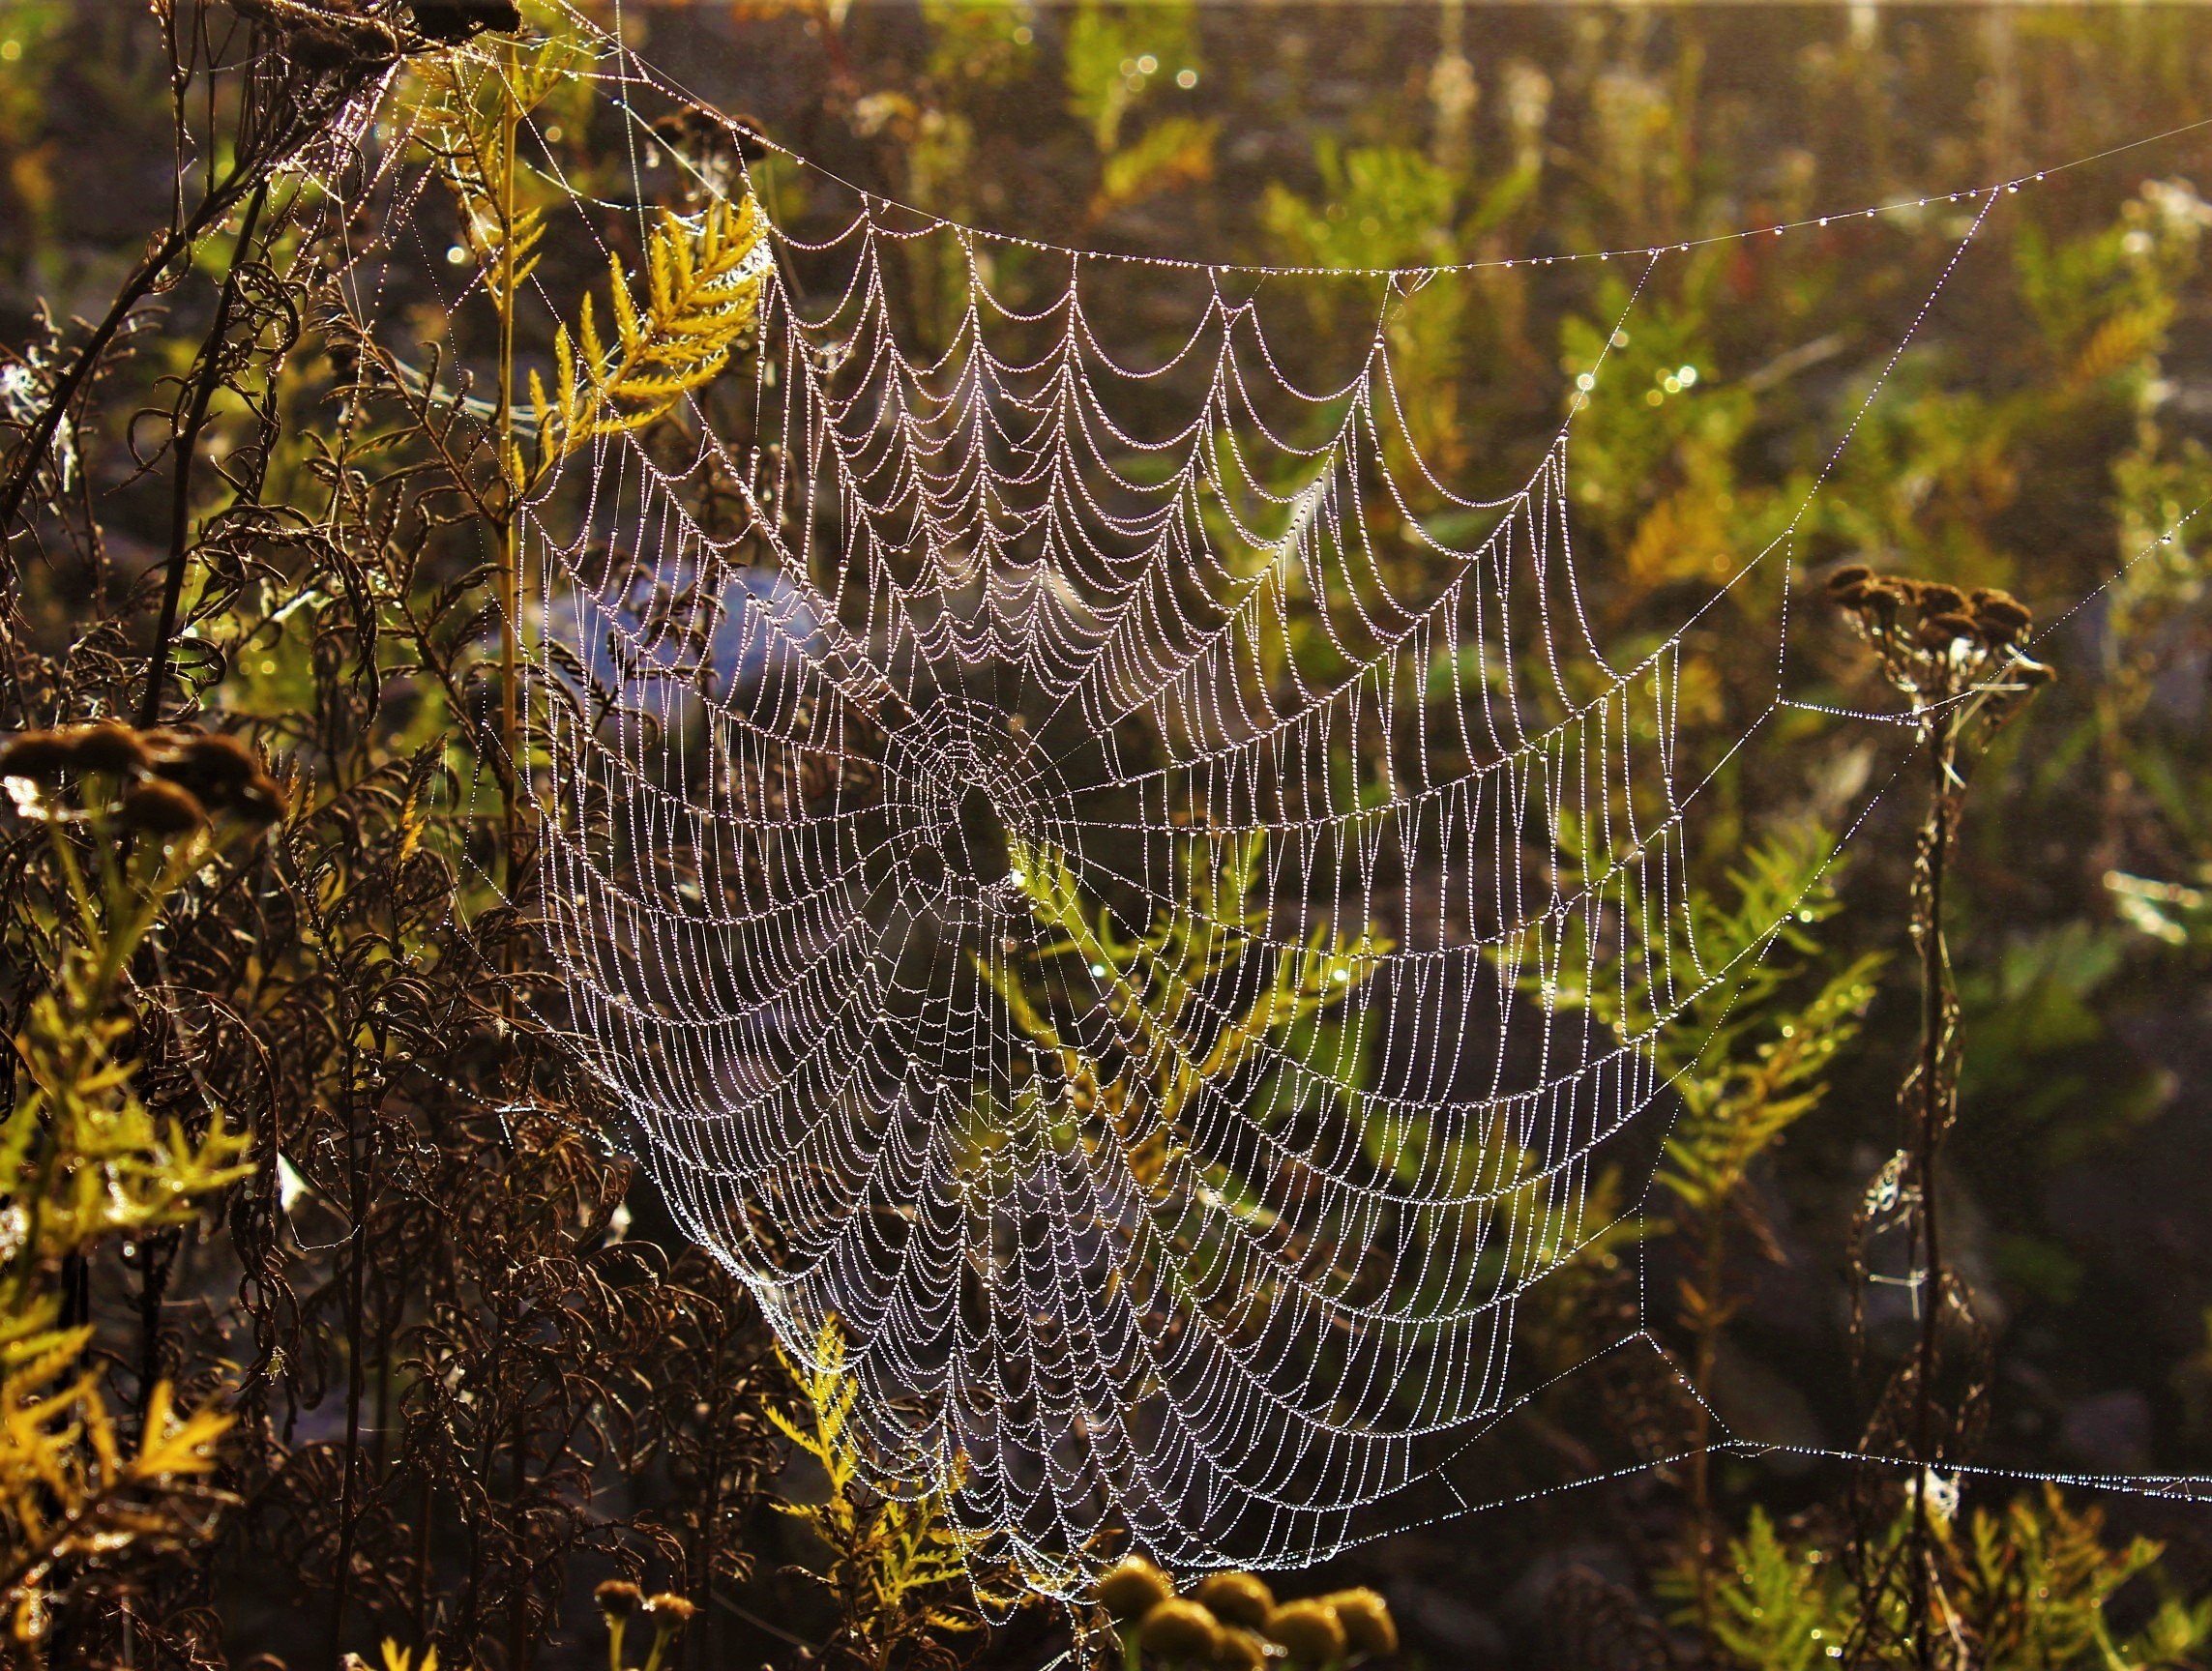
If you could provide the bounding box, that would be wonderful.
[330,1062,378,1663]
[0,216,201,539]
[0,93,278,541]
[1907,713,1957,1671]
[142,179,269,729]
[133,1228,181,1438]
[496,52,523,896]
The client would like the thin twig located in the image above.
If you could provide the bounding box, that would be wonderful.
[142,180,271,729]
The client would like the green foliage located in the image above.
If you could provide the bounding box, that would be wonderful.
[1263,140,1460,273]
[1648,831,1885,1222]
[1694,1508,1849,1671]
[1263,141,1471,464]
[411,19,579,325]
[1061,0,1197,153]
[417,14,766,481]
[1535,821,1881,1158]
[1557,276,1776,604]
[1957,921,2164,1167]
[0,754,260,1654]
[987,832,1385,1138]
[10,4,2212,1662]
[1093,116,1219,222]
[1680,1487,2212,1671]
[1530,821,1880,1622]
[766,1316,1008,1670]
[919,0,1037,90]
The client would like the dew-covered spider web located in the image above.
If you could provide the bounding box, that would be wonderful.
[310,6,2212,1593]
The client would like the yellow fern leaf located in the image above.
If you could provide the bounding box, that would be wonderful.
[2071,304,2171,388]
[129,1382,231,1482]
[539,196,766,465]
[763,1399,827,1464]
[607,249,641,351]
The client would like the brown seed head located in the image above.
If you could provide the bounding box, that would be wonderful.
[0,730,79,782]
[727,112,774,163]
[285,23,361,70]
[1098,1555,1176,1620]
[177,732,260,788]
[645,1593,697,1625]
[122,778,209,837]
[232,772,289,827]
[1326,1588,1398,1657]
[1194,1571,1276,1631]
[594,1580,644,1619]
[1973,591,2033,638]
[1917,612,1981,650]
[1824,564,1873,598]
[349,20,398,64]
[1917,583,1968,615]
[1264,1598,1347,1666]
[73,720,152,776]
[1138,1598,1224,1663]
[1212,1627,1271,1670]
[151,731,268,811]
[1853,577,1909,618]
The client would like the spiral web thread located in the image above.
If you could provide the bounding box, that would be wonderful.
[311,12,2212,1592]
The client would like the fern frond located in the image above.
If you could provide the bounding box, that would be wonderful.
[766,1314,1007,1660]
[538,196,768,468]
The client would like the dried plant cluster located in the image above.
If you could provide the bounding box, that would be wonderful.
[0,5,792,1668]
[1090,1555,1396,1671]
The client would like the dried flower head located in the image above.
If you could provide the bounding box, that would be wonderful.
[74,720,152,776]
[286,22,373,71]
[0,729,79,782]
[1098,1554,1176,1620]
[1325,1588,1398,1656]
[1864,576,1913,613]
[1832,565,2055,760]
[122,778,209,837]
[1263,1598,1347,1665]
[151,730,259,793]
[594,1580,644,1619]
[233,772,290,827]
[1916,611,1982,650]
[644,1592,696,1624]
[144,731,286,824]
[1212,1627,1271,1671]
[1138,1598,1224,1662]
[1972,588,2033,640]
[1194,1570,1276,1631]
[1916,582,1969,615]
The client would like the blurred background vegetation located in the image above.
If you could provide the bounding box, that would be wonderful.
[6,2,2212,1667]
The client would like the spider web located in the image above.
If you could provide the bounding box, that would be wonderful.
[310,9,2212,1593]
